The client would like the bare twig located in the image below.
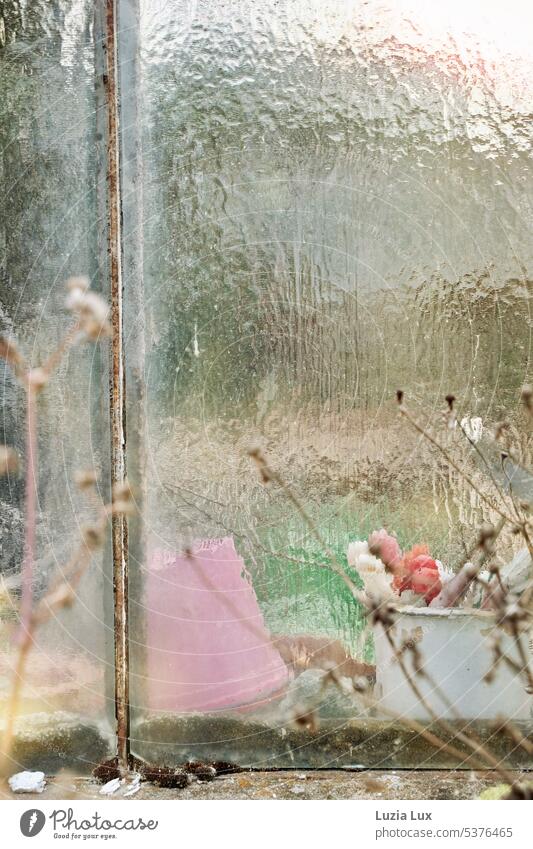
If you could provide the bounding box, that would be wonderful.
[397,395,515,523]
[17,385,38,642]
[380,624,518,786]
[0,278,112,782]
[248,447,368,609]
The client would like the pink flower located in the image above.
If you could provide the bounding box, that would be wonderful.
[396,551,441,604]
[368,532,443,605]
[368,528,402,571]
[393,544,428,593]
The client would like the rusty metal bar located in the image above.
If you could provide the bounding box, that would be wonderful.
[115,0,147,755]
[101,0,130,770]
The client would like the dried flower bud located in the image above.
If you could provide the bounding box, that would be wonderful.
[0,445,18,475]
[352,676,369,693]
[478,523,495,550]
[45,583,75,611]
[445,394,456,410]
[248,446,272,483]
[464,562,479,580]
[292,706,319,733]
[66,278,111,341]
[81,293,112,340]
[494,420,510,441]
[503,601,527,623]
[396,389,404,405]
[74,469,99,490]
[81,523,105,550]
[27,367,49,391]
[521,384,533,411]
[111,480,135,515]
[65,288,86,312]
[369,600,396,629]
[111,500,135,517]
[112,480,133,503]
[0,335,25,375]
[66,275,90,294]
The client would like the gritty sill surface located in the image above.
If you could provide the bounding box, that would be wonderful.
[2,770,530,801]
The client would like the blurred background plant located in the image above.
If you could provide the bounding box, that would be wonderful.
[0,276,116,782]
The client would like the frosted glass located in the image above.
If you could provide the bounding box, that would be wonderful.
[129,0,533,767]
[0,0,112,774]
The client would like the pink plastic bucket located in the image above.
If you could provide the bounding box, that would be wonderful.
[146,537,289,712]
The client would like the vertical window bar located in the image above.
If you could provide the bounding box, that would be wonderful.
[116,0,147,765]
[95,0,130,771]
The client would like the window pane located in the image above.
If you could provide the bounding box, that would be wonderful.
[130,0,533,767]
[0,1,112,774]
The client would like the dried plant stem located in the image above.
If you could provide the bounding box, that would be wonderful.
[381,626,518,785]
[519,525,533,578]
[326,669,510,772]
[3,321,85,643]
[457,418,533,549]
[166,481,336,572]
[18,386,38,641]
[398,403,514,523]
[249,448,368,608]
[432,518,506,609]
[0,522,103,781]
[458,420,523,523]
[249,443,526,784]
[345,683,490,770]
[0,626,34,779]
[0,283,110,785]
[41,320,81,377]
[509,621,533,694]
[498,721,533,757]
[409,648,522,768]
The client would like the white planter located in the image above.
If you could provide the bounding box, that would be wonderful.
[373,606,533,721]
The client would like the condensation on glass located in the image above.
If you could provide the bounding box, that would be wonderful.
[0,1,112,773]
[126,0,533,767]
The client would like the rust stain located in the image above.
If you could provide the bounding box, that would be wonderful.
[103,0,130,771]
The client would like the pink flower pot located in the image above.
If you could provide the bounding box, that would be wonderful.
[146,537,289,712]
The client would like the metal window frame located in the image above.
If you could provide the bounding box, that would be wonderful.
[95,0,144,772]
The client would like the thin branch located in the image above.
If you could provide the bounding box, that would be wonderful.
[381,625,518,786]
[398,400,515,523]
[17,385,38,642]
[248,447,368,609]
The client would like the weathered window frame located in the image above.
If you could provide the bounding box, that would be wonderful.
[96,0,143,771]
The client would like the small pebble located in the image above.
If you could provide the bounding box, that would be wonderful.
[291,784,306,795]
[123,775,142,797]
[100,777,123,795]
[8,771,46,794]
